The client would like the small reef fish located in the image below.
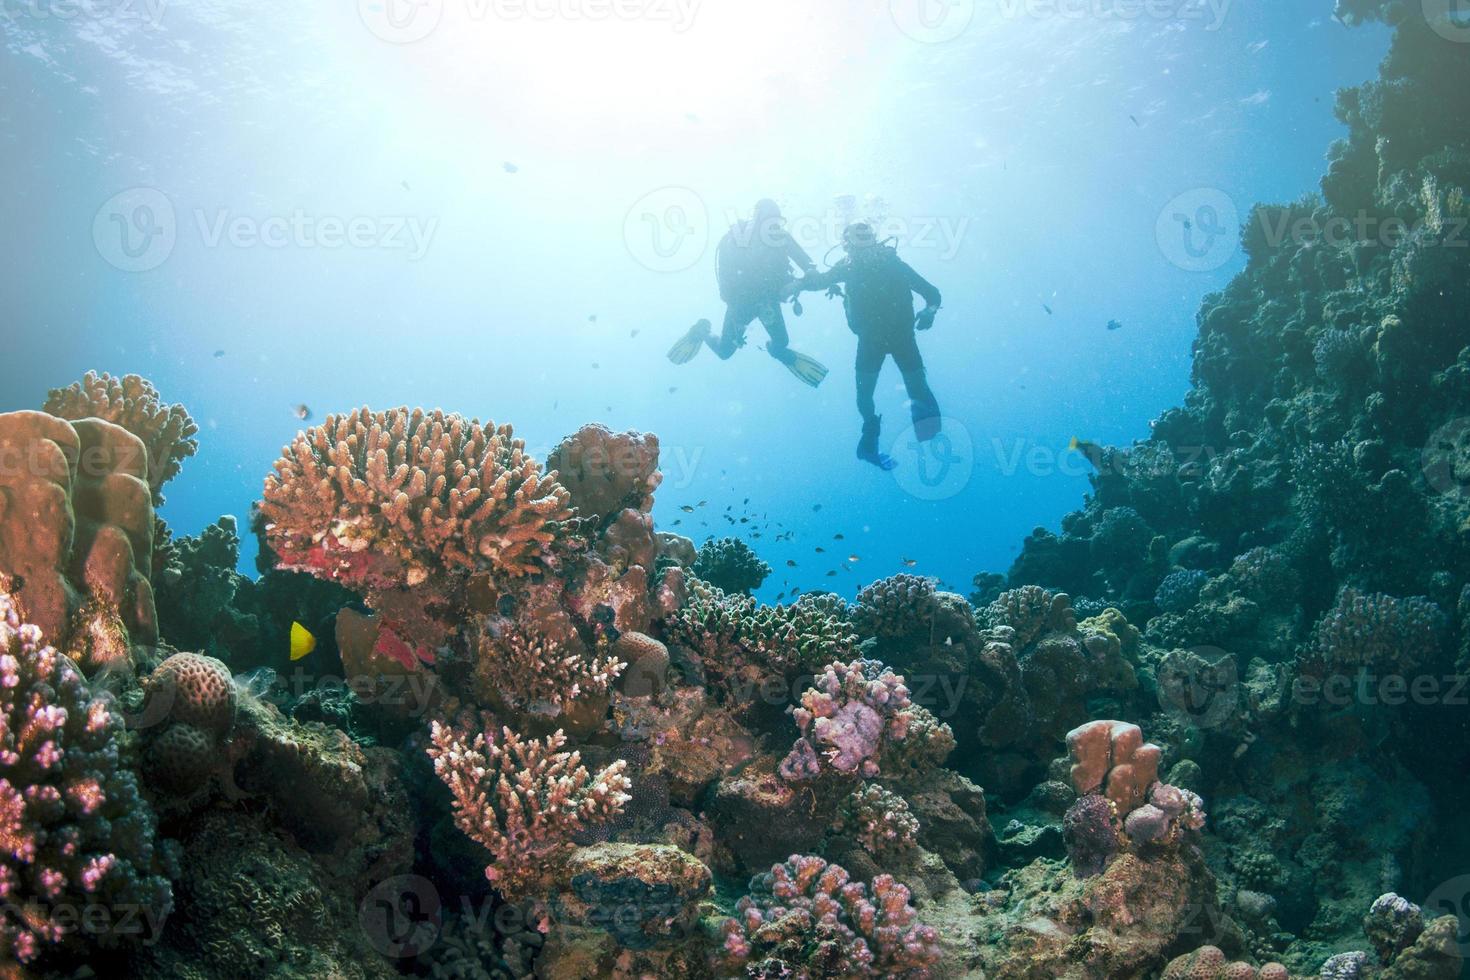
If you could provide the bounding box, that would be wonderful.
[786,559,798,567]
[680,505,695,513]
[1068,437,1107,470]
[812,504,822,512]
[1129,114,1140,127]
[289,621,316,661]
[847,554,860,563]
[213,349,226,358]
[815,547,825,554]
[588,315,598,322]
[834,533,844,540]
[1042,303,1054,315]
[293,404,312,421]
[503,162,519,173]
[1107,320,1123,331]
[902,558,918,567]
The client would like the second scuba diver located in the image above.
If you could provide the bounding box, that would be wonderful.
[789,222,943,470]
[667,199,830,388]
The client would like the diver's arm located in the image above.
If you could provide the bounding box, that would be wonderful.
[786,236,818,276]
[793,263,844,294]
[903,262,942,310]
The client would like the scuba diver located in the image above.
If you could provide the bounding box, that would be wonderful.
[789,222,942,470]
[667,199,830,388]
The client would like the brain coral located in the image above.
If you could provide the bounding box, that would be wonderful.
[0,591,175,965]
[43,371,199,504]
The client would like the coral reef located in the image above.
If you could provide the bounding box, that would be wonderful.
[0,591,175,968]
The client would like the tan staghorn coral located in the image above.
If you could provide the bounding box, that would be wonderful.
[427,719,631,899]
[43,372,199,504]
[261,406,572,581]
[470,618,625,719]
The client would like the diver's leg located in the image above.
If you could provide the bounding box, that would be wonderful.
[708,305,751,360]
[854,342,894,470]
[894,331,941,439]
[757,302,795,365]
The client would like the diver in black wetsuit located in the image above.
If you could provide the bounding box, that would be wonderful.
[790,222,942,470]
[667,199,829,388]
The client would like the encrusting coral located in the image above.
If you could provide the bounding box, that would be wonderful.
[0,590,176,967]
[427,717,631,899]
[42,371,199,505]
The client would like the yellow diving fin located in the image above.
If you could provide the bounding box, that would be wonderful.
[667,319,711,365]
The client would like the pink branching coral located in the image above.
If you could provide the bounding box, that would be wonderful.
[471,619,624,718]
[43,371,199,504]
[427,719,631,898]
[0,591,175,964]
[258,407,574,663]
[780,660,916,782]
[719,854,940,979]
[834,784,919,858]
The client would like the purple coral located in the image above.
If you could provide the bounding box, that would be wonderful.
[1063,793,1119,877]
[720,854,940,979]
[1121,784,1205,847]
[1310,588,1448,674]
[780,660,914,781]
[0,592,175,964]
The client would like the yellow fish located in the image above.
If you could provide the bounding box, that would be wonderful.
[290,621,317,661]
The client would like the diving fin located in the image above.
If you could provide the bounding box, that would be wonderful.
[783,350,829,388]
[667,319,711,365]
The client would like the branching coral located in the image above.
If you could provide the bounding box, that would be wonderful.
[719,854,940,979]
[985,585,1076,647]
[692,537,771,596]
[261,406,572,583]
[470,618,624,719]
[43,372,198,504]
[0,591,175,965]
[1305,587,1448,674]
[259,407,573,662]
[427,719,631,898]
[779,660,917,782]
[664,581,859,701]
[833,784,919,858]
[851,574,943,643]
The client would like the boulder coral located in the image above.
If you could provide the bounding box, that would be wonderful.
[0,410,159,674]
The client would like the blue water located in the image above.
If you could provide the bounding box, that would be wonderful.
[0,1,1389,600]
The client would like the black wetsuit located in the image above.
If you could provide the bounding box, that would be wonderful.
[800,246,941,428]
[709,220,816,365]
